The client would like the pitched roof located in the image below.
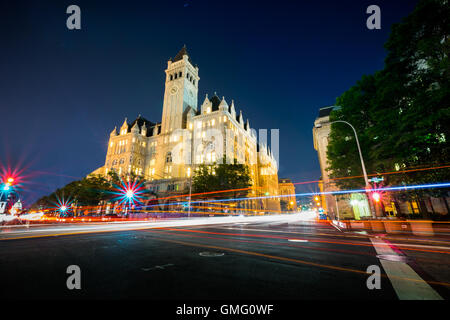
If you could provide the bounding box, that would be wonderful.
[209,94,221,111]
[318,105,341,118]
[127,115,159,137]
[172,45,193,64]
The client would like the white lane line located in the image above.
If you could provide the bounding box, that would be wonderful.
[370,237,443,300]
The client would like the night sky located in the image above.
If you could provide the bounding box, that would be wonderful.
[0,0,418,205]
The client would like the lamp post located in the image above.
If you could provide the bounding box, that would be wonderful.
[315,120,376,218]
[188,174,192,218]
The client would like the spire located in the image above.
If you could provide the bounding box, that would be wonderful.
[172,45,192,63]
[246,119,250,131]
[121,118,128,128]
[239,110,244,125]
[201,93,212,113]
[110,126,117,136]
[230,100,236,115]
[219,96,228,110]
[131,121,139,132]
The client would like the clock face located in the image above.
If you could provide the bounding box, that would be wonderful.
[170,86,178,95]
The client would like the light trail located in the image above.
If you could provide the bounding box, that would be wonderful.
[152,238,450,288]
[145,229,379,258]
[141,182,450,209]
[292,164,450,185]
[0,213,307,240]
[154,227,450,255]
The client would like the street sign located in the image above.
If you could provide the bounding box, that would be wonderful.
[369,177,384,183]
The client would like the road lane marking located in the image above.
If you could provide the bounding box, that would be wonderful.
[152,237,450,288]
[370,237,443,300]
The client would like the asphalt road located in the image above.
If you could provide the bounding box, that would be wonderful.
[0,214,449,300]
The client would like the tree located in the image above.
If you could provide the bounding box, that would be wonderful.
[192,159,252,196]
[33,174,114,210]
[327,0,450,198]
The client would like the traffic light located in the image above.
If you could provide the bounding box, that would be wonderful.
[372,192,381,203]
[3,177,14,191]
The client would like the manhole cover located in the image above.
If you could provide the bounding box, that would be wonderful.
[199,252,225,257]
[376,254,411,263]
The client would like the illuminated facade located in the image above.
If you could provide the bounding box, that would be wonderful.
[312,106,370,220]
[278,178,297,211]
[92,47,280,211]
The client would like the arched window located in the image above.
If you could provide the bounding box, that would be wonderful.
[170,74,173,81]
[112,159,118,166]
[166,152,172,163]
[119,158,125,164]
[179,71,182,77]
[174,73,178,79]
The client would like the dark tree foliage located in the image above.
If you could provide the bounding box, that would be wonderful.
[192,159,252,196]
[327,0,449,198]
[33,172,146,209]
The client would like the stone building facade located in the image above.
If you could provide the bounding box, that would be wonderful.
[312,106,370,220]
[92,47,280,211]
[278,178,297,211]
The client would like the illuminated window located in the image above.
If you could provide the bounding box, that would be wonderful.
[211,119,215,125]
[187,167,191,177]
[206,107,211,113]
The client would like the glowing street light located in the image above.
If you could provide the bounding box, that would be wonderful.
[126,189,134,199]
[60,205,67,212]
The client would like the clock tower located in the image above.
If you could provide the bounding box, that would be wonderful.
[161,46,199,134]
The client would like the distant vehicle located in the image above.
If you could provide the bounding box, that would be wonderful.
[318,213,328,220]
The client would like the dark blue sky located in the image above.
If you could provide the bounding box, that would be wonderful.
[0,0,418,205]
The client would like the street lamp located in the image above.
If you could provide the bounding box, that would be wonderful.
[315,120,375,218]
